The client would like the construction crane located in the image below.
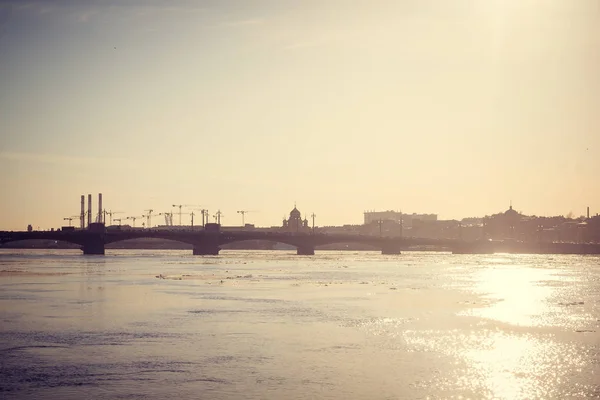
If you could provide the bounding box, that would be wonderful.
[126,216,142,228]
[63,216,79,227]
[172,204,202,226]
[95,211,105,223]
[178,211,201,227]
[158,212,173,226]
[236,210,258,226]
[172,205,184,225]
[184,207,208,227]
[144,209,154,228]
[103,210,123,226]
[236,210,248,226]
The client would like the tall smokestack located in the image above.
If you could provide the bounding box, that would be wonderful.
[80,195,85,229]
[98,193,103,224]
[87,194,92,227]
[587,207,590,219]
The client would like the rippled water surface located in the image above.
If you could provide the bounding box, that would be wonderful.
[1,249,599,399]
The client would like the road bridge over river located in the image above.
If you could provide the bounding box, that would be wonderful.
[0,229,456,255]
[2,229,600,255]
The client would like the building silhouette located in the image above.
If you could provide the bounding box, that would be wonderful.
[363,210,437,227]
[282,205,309,233]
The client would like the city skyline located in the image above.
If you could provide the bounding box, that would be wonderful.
[7,193,598,231]
[1,1,599,230]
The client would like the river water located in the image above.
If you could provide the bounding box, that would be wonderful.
[0,249,599,399]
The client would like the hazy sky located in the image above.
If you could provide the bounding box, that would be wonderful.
[1,0,599,230]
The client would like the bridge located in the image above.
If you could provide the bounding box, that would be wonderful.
[0,228,458,255]
[2,229,600,256]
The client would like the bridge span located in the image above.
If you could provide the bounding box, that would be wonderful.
[1,229,600,256]
[0,229,457,255]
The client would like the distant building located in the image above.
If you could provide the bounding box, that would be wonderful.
[460,217,483,227]
[318,224,362,235]
[363,210,437,227]
[483,204,523,240]
[282,205,309,233]
[153,225,203,231]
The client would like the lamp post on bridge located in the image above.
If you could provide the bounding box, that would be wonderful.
[197,209,208,227]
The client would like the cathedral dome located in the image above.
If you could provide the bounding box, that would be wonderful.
[504,205,518,217]
[290,207,301,218]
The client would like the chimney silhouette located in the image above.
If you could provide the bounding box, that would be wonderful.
[80,195,85,229]
[87,194,92,227]
[98,193,103,224]
[587,207,590,219]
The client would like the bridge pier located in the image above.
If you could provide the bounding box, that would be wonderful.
[81,240,105,255]
[381,244,401,255]
[193,243,220,256]
[296,245,315,255]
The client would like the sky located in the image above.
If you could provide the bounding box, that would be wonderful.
[0,0,599,230]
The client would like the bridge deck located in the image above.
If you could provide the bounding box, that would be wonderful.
[1,230,599,255]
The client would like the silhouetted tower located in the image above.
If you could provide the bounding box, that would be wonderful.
[97,193,103,223]
[80,195,85,229]
[87,194,92,227]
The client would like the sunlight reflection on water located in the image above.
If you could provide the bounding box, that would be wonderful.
[459,261,596,329]
[0,250,599,399]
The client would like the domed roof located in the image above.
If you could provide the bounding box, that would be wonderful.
[290,207,301,218]
[504,205,518,216]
